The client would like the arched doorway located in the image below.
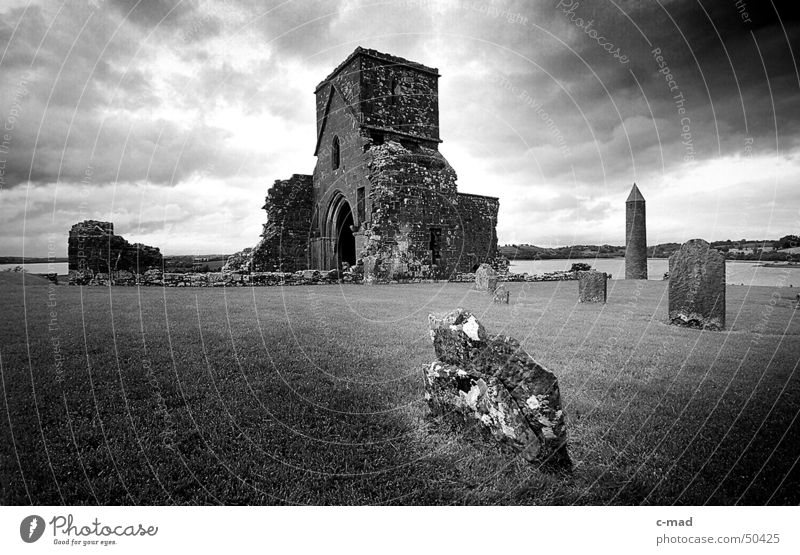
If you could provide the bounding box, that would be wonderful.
[328,194,356,269]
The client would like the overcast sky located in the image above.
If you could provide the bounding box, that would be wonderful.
[1,0,799,256]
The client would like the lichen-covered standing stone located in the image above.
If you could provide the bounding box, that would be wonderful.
[668,239,726,330]
[578,271,607,303]
[423,309,570,469]
[474,263,498,293]
[362,255,380,284]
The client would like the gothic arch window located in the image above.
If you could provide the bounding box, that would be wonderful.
[331,135,340,170]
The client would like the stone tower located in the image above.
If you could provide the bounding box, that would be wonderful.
[245,48,499,279]
[307,47,498,278]
[625,183,647,279]
[309,47,443,270]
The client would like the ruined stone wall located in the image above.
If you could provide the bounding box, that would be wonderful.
[315,57,361,141]
[315,49,440,144]
[360,140,496,279]
[67,220,162,276]
[251,174,313,272]
[455,193,499,271]
[250,48,500,278]
[313,86,371,232]
[358,53,439,141]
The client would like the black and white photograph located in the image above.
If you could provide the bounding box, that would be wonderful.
[1,0,799,549]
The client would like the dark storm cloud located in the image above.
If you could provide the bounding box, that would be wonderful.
[107,0,195,29]
[1,0,798,254]
[0,2,257,189]
[436,0,800,202]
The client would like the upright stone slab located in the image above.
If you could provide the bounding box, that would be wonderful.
[625,183,648,279]
[578,271,607,302]
[423,309,570,469]
[493,284,510,304]
[362,255,380,284]
[474,263,498,293]
[668,239,726,330]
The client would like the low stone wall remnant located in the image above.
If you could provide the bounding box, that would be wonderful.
[67,266,599,287]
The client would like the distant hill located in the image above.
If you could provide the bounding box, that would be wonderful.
[500,238,798,261]
[499,244,625,260]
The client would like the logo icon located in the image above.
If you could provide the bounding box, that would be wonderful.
[20,515,45,543]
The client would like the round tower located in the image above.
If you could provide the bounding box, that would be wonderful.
[625,183,647,279]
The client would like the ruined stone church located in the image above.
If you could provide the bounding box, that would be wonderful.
[248,47,499,279]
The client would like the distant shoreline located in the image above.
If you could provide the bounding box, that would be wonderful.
[508,255,626,261]
[754,262,800,269]
[0,257,68,264]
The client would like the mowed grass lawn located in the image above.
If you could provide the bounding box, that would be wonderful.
[1,272,798,505]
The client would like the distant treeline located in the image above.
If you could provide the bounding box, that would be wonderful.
[0,256,68,264]
[501,235,800,261]
[0,255,230,273]
[162,255,228,273]
[498,244,626,260]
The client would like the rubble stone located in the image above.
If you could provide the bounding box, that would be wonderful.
[424,309,570,468]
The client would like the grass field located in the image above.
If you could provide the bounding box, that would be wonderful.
[1,272,798,505]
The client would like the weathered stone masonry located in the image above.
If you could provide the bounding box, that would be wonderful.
[67,220,162,283]
[248,47,499,279]
[251,174,313,272]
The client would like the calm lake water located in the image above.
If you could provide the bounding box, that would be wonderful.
[2,259,798,288]
[509,258,800,288]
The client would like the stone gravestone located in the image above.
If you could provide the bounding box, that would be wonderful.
[493,284,510,304]
[578,270,607,303]
[423,309,571,469]
[668,239,726,330]
[362,255,379,284]
[474,263,498,293]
